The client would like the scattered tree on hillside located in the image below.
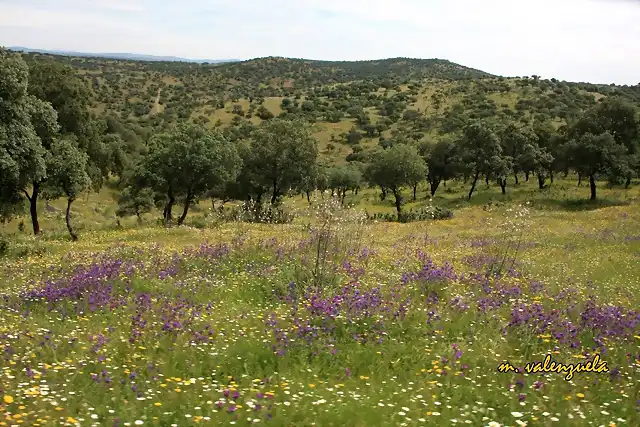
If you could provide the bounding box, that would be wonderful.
[566,97,639,188]
[420,137,460,197]
[329,165,362,204]
[367,144,427,215]
[133,124,242,225]
[116,186,155,223]
[564,132,629,200]
[458,121,507,199]
[242,119,318,205]
[41,138,92,241]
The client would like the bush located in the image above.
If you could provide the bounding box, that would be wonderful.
[3,238,49,259]
[369,206,453,223]
[0,236,8,257]
[218,201,297,225]
[187,215,221,229]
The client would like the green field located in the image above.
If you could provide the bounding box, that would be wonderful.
[1,178,639,426]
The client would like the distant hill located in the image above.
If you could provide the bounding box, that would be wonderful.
[13,48,640,164]
[7,46,240,64]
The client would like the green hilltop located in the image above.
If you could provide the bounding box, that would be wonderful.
[15,51,639,165]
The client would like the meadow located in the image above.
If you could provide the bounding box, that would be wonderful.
[1,178,640,427]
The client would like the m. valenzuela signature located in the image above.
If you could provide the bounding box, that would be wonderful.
[497,354,609,380]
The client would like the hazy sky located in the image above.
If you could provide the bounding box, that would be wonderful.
[1,0,639,84]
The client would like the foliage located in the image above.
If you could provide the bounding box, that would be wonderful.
[369,205,454,223]
[41,138,92,240]
[420,137,460,196]
[133,123,242,225]
[328,164,362,203]
[564,132,629,200]
[242,118,318,204]
[115,186,155,222]
[457,121,508,199]
[219,200,297,224]
[366,144,427,214]
[0,48,57,231]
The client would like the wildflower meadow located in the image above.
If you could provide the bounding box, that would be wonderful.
[1,184,639,427]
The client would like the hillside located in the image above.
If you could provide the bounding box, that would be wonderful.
[9,46,239,64]
[14,51,640,165]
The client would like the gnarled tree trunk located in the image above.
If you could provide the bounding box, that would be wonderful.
[163,190,175,226]
[392,187,403,216]
[178,193,192,225]
[430,178,441,197]
[589,174,597,200]
[23,182,41,235]
[468,171,480,200]
[65,198,78,242]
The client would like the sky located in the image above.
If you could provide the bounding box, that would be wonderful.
[0,0,639,85]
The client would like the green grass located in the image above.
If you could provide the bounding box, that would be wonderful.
[1,178,639,426]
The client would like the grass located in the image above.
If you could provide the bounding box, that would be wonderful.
[1,178,639,426]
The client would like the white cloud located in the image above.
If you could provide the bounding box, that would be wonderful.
[1,0,639,84]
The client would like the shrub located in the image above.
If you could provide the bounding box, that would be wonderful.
[297,196,369,292]
[0,236,8,257]
[369,206,453,223]
[218,201,297,225]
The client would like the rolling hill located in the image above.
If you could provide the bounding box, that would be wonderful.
[8,46,239,64]
[14,50,640,164]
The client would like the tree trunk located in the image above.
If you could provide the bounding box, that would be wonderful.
[485,175,490,188]
[430,179,441,197]
[589,174,597,201]
[624,175,631,189]
[178,196,191,225]
[537,173,545,190]
[468,172,480,200]
[65,198,78,242]
[578,173,582,187]
[514,173,519,185]
[26,182,41,235]
[271,181,278,205]
[163,194,175,226]
[341,190,347,205]
[525,171,530,182]
[392,188,403,216]
[380,186,387,201]
[355,187,359,195]
[549,170,554,183]
[412,184,417,201]
[500,178,506,195]
[306,191,311,204]
[136,212,142,224]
